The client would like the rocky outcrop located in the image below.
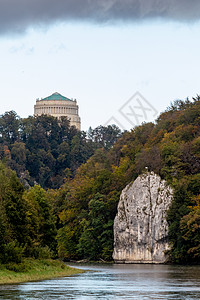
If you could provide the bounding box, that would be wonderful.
[113,172,173,263]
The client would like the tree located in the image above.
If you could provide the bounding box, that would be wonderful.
[180,209,200,262]
[0,162,28,262]
[78,193,113,260]
[0,111,20,144]
[23,185,57,256]
[87,125,122,149]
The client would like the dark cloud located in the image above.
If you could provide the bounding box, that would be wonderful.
[1,0,200,34]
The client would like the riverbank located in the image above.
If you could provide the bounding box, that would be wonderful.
[0,259,84,285]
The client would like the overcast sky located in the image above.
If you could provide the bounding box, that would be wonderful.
[0,0,200,130]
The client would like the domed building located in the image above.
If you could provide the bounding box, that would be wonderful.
[34,92,81,130]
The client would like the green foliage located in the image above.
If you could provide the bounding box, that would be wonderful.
[0,113,121,189]
[56,97,200,263]
[5,261,28,273]
[1,241,24,264]
[0,163,57,263]
[180,207,200,262]
[0,111,20,144]
[87,125,122,149]
[78,193,111,260]
[0,162,28,249]
[23,185,57,256]
[57,223,81,260]
[31,246,53,260]
[0,97,200,264]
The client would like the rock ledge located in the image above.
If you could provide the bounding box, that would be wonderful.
[113,172,173,263]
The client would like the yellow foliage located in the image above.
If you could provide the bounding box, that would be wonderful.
[188,195,200,211]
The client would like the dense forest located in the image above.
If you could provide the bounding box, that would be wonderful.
[0,112,121,189]
[0,97,199,265]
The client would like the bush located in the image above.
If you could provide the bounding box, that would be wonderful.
[0,241,24,264]
[32,246,53,259]
[5,262,28,272]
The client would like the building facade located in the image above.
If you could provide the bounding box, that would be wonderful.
[34,92,81,130]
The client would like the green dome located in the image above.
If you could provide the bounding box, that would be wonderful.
[42,92,71,101]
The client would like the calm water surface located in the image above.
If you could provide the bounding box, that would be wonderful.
[0,264,199,299]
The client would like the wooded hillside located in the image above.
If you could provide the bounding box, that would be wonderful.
[55,97,200,263]
[0,97,199,264]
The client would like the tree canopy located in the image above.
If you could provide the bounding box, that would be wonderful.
[0,113,121,189]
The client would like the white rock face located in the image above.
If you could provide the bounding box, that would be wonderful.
[113,172,173,263]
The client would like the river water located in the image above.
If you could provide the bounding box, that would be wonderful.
[0,264,199,299]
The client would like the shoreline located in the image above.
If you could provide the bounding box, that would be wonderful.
[0,259,84,285]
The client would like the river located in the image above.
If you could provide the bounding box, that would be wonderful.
[0,264,199,299]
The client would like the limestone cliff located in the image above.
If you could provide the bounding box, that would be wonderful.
[113,172,173,263]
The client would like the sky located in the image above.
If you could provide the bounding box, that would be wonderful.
[0,0,200,131]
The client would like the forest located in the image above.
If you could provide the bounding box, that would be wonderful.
[0,96,199,265]
[0,113,121,189]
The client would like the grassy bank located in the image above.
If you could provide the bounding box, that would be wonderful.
[0,259,84,285]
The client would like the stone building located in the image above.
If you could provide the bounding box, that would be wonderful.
[34,92,81,130]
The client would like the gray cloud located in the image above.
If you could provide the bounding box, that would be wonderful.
[1,0,200,34]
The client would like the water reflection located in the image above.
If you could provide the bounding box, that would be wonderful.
[0,264,199,299]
